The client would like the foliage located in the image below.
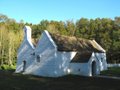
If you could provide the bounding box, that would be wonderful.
[0,14,23,67]
[0,64,16,70]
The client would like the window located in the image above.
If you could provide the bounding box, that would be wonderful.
[31,52,35,55]
[101,57,103,62]
[36,55,41,62]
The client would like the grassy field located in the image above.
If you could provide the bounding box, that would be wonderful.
[0,70,120,90]
[101,67,120,77]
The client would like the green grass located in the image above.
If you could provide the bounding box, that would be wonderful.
[101,67,120,77]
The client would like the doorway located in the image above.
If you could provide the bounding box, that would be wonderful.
[22,61,26,72]
[91,61,96,76]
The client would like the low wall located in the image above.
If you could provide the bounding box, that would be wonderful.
[107,64,120,67]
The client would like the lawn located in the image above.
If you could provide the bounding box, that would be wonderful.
[101,67,120,77]
[0,70,120,90]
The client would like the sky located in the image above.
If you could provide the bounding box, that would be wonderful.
[0,0,120,24]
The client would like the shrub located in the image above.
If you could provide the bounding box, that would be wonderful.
[0,65,16,70]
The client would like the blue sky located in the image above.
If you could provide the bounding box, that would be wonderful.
[0,0,120,24]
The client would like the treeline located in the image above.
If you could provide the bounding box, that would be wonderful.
[0,14,24,68]
[0,14,120,67]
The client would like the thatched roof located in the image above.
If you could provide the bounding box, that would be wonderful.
[50,33,104,53]
[31,38,39,47]
[71,52,92,63]
[50,33,105,63]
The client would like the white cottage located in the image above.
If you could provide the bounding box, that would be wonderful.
[15,26,107,77]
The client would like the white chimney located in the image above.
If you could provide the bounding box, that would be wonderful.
[23,26,35,49]
[24,26,32,40]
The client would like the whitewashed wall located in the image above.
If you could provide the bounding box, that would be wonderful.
[16,26,34,73]
[69,63,90,76]
[69,52,107,76]
[23,30,77,77]
[107,64,120,67]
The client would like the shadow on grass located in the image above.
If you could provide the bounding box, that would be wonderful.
[0,69,120,90]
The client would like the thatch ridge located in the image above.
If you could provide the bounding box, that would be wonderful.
[71,52,92,63]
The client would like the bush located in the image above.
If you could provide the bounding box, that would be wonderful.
[0,65,16,70]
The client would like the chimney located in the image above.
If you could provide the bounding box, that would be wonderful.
[23,26,35,49]
[24,26,32,40]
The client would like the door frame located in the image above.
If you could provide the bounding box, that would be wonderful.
[91,61,96,76]
[22,60,26,72]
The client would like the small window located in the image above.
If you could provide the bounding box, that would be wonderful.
[31,52,35,56]
[36,55,41,62]
[101,58,103,62]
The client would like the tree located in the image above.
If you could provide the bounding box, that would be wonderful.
[76,18,89,38]
[0,14,8,22]
[65,20,76,36]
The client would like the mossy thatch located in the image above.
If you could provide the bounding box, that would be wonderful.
[50,33,104,53]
